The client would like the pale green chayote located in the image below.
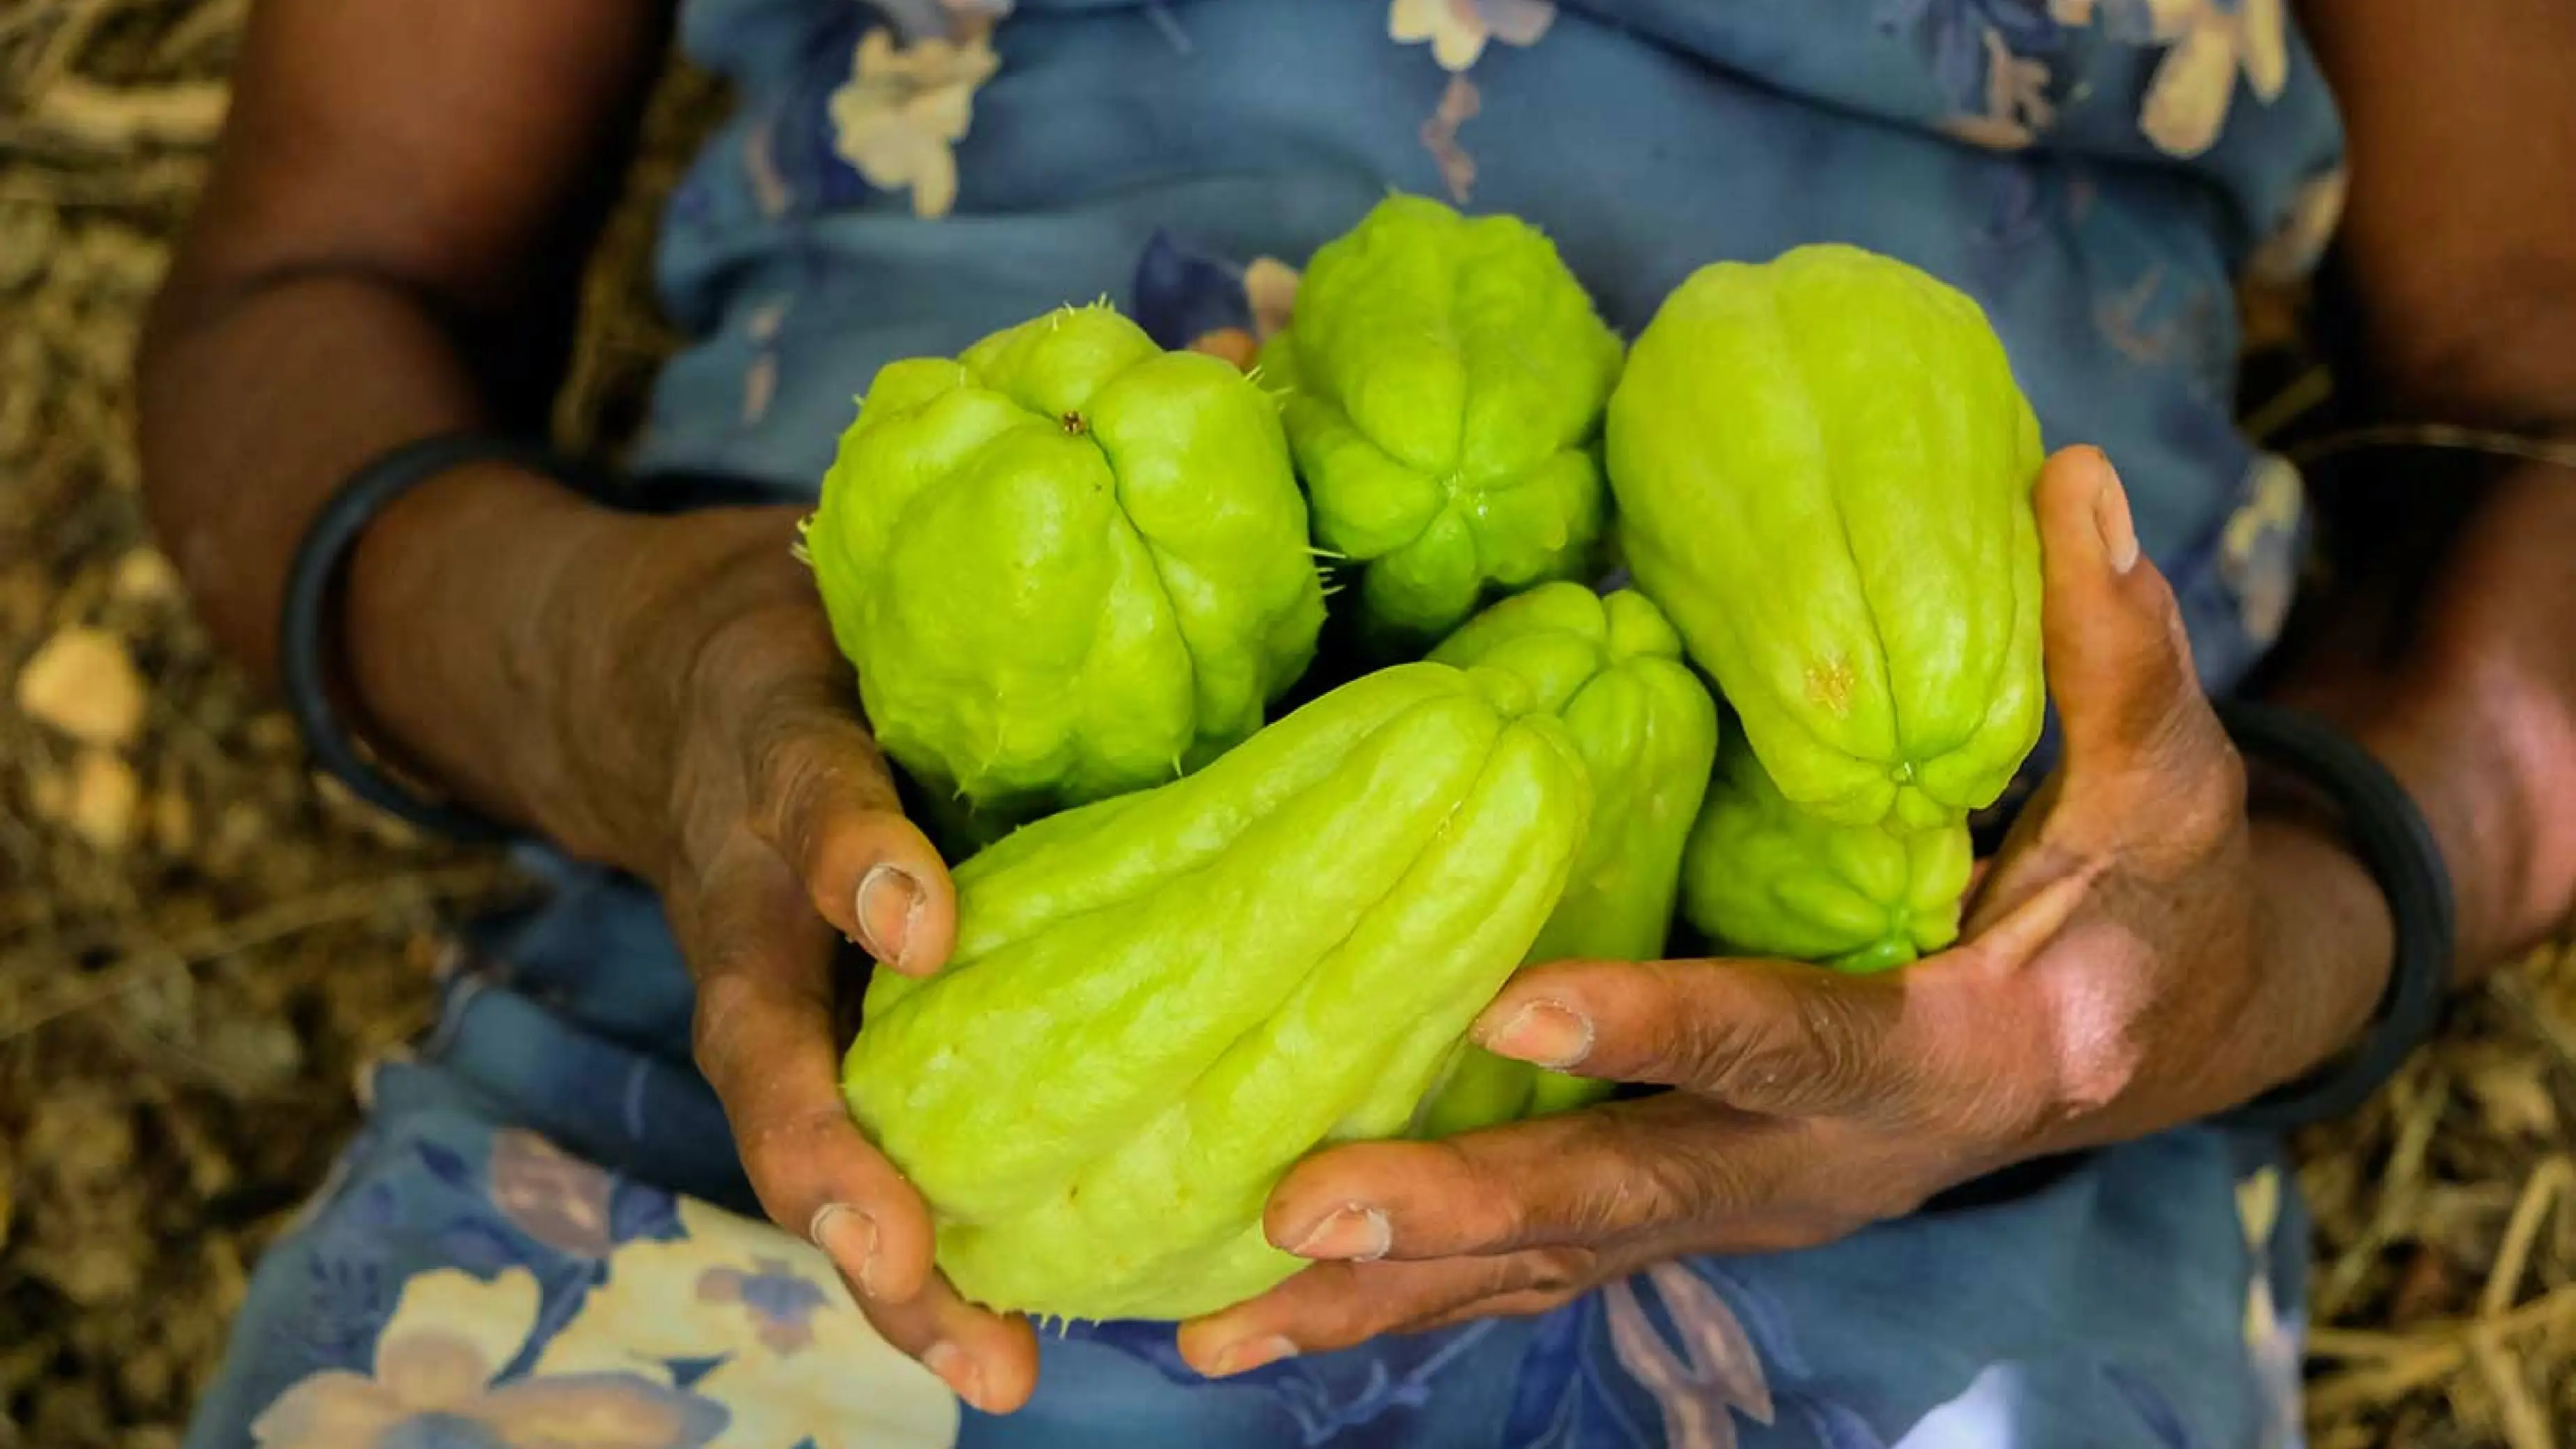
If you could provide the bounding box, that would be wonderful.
[1607,243,2046,833]
[804,302,1326,846]
[1680,729,1974,974]
[841,661,1593,1323]
[1412,583,1721,1134]
[1261,194,1625,646]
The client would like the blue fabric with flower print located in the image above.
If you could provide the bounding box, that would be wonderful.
[185,3,2348,1447]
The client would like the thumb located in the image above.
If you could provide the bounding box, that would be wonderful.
[2033,446,2218,790]
[752,702,961,979]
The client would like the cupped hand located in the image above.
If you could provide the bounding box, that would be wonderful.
[1174,445,2399,1376]
[557,505,1041,1411]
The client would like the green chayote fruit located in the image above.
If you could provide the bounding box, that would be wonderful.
[1413,583,1721,1134]
[1680,730,1973,974]
[841,660,1593,1323]
[1261,194,1625,646]
[1607,243,2046,833]
[805,302,1326,845]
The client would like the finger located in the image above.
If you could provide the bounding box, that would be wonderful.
[856,1271,1042,1416]
[1467,956,1917,1118]
[749,701,959,979]
[1265,1094,1829,1262]
[2032,446,2228,790]
[1176,1251,1597,1373]
[682,836,937,1304]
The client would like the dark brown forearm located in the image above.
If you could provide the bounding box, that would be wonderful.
[137,0,673,852]
[2280,0,2576,981]
[343,470,812,875]
[2287,463,2576,979]
[139,268,501,682]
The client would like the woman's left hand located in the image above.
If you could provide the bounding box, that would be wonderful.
[1176,445,2401,1378]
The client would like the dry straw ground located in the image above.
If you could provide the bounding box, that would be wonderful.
[2,4,2572,1446]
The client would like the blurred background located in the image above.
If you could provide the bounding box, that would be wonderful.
[2,4,2573,1446]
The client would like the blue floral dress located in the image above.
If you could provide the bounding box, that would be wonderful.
[185,3,2349,1446]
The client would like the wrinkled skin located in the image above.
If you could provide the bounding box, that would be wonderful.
[1168,449,2393,1379]
[1680,729,1975,973]
[1607,243,2046,833]
[841,661,1593,1322]
[806,303,1326,847]
[1412,584,1720,1133]
[1261,194,1625,646]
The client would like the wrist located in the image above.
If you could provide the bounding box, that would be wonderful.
[339,462,616,845]
[339,461,810,873]
[2239,808,2398,1095]
[2343,654,2576,976]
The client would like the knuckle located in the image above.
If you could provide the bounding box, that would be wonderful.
[1657,1012,1773,1096]
[689,967,764,1082]
[737,1105,858,1188]
[1630,1132,1751,1225]
[1514,1246,1597,1298]
[1429,1140,1531,1245]
[749,721,839,833]
[1793,986,1887,1107]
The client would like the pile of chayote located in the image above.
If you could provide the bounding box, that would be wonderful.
[805,199,2050,1323]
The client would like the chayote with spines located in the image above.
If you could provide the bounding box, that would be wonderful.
[804,302,1326,847]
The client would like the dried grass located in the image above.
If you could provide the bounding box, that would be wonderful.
[1,3,2571,1446]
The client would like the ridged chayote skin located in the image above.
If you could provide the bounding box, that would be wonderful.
[1260,194,1625,646]
[1412,583,1721,1134]
[840,661,1593,1323]
[1680,730,1974,974]
[804,302,1326,845]
[1607,243,2046,833]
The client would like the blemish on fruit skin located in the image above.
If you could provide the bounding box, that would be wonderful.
[1803,655,1857,717]
[1061,411,1087,436]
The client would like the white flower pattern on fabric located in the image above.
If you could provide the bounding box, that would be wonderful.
[1420,72,1485,204]
[742,299,789,427]
[827,22,1004,220]
[2139,0,2287,158]
[1388,0,1557,73]
[1184,256,1301,371]
[2219,453,2305,647]
[250,1268,726,1449]
[537,1195,960,1449]
[2236,1167,2304,1449]
[1388,0,1556,204]
[1604,1263,1775,1449]
[488,1128,620,1259]
[2246,165,2348,284]
[1937,24,2057,152]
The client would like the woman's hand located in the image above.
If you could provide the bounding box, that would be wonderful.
[429,491,1043,1411]
[1174,446,2402,1376]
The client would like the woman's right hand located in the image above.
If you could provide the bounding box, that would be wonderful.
[357,479,1043,1412]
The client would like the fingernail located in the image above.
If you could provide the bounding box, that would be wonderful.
[1207,1333,1298,1378]
[855,864,925,969]
[1289,1203,1390,1262]
[2088,455,2140,576]
[809,1202,882,1298]
[921,1340,990,1411]
[1478,1000,1593,1068]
